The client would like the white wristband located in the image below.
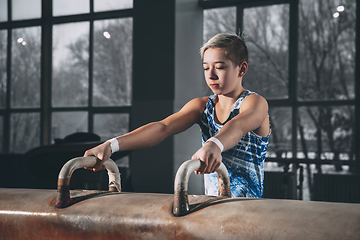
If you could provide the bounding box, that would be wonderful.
[107,138,119,154]
[206,137,224,152]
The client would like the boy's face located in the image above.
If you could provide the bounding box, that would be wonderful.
[203,47,244,97]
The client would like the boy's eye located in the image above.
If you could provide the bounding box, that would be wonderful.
[203,65,226,71]
[216,64,227,69]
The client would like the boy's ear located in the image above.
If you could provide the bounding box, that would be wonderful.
[238,62,248,77]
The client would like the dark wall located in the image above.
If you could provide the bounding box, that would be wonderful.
[130,0,175,193]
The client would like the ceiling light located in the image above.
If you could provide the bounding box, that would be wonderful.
[103,31,111,39]
[337,5,345,12]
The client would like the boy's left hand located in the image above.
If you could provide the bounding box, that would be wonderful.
[192,141,222,174]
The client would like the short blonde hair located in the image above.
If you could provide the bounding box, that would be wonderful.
[200,33,248,67]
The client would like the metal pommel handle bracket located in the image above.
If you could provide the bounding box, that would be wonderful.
[173,159,231,217]
[55,156,121,208]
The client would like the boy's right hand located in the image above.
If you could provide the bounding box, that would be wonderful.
[192,141,222,174]
[83,141,112,171]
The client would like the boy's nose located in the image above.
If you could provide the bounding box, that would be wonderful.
[209,68,218,80]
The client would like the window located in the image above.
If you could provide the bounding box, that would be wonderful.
[12,0,41,20]
[0,29,6,108]
[243,4,289,99]
[93,18,132,107]
[12,27,41,108]
[201,0,357,200]
[0,1,7,22]
[0,0,133,153]
[52,22,89,107]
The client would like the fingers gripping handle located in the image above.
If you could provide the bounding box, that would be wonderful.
[173,159,231,216]
[56,156,121,208]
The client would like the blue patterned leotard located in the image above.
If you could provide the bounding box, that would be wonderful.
[199,90,270,198]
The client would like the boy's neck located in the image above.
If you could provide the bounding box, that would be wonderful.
[214,89,245,124]
[216,87,245,108]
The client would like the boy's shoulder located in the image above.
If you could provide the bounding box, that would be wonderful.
[189,96,210,105]
[243,91,266,102]
[183,96,210,112]
[240,92,268,111]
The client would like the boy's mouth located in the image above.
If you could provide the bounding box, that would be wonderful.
[210,84,219,88]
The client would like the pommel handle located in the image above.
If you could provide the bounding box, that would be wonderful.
[173,159,231,216]
[56,156,121,208]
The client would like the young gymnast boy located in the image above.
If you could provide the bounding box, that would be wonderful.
[84,33,270,198]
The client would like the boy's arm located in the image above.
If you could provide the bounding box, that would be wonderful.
[84,97,207,171]
[192,94,269,174]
